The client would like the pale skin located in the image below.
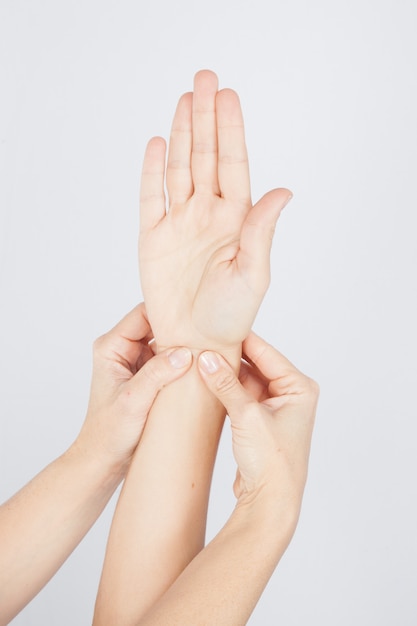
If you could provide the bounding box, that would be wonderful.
[0,304,192,626]
[139,72,292,353]
[93,70,292,625]
[137,333,319,625]
[1,68,315,626]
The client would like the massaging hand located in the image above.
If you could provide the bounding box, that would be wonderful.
[198,332,319,516]
[0,305,192,625]
[139,70,292,354]
[76,304,192,471]
[127,335,318,626]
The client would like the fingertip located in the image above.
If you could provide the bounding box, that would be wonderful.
[198,351,221,375]
[199,352,245,407]
[174,92,193,117]
[146,136,166,153]
[216,87,240,101]
[267,187,293,206]
[194,69,219,88]
[180,91,193,103]
[273,188,293,212]
[282,188,293,208]
[167,347,193,369]
[216,88,244,126]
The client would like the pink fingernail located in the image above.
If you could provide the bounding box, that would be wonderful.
[168,348,192,369]
[199,352,220,374]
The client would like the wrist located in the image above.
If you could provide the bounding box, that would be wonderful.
[233,482,301,547]
[69,435,127,490]
[156,342,242,373]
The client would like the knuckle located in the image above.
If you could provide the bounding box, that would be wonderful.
[92,334,108,354]
[310,377,321,398]
[304,376,320,399]
[141,359,163,387]
[304,376,320,395]
[214,371,239,395]
[279,370,320,404]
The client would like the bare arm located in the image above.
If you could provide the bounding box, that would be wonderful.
[93,363,228,624]
[137,333,319,626]
[0,305,191,625]
[93,70,291,624]
[138,492,295,626]
[0,445,122,626]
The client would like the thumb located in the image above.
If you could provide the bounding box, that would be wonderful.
[125,347,193,413]
[198,351,253,420]
[238,188,293,291]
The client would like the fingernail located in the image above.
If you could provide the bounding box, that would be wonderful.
[199,352,220,374]
[168,348,192,369]
[282,192,293,209]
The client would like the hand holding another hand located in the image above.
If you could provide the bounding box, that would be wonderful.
[76,304,192,474]
[198,333,319,525]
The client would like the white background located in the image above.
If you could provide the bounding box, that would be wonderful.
[1,0,416,624]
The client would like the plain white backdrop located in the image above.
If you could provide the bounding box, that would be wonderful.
[1,0,416,624]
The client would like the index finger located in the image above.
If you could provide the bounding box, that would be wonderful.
[242,332,298,382]
[109,303,152,344]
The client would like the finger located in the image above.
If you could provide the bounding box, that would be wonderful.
[242,332,299,382]
[239,360,270,402]
[216,88,251,205]
[198,351,254,419]
[126,347,193,410]
[108,303,150,343]
[243,333,317,402]
[94,304,153,370]
[166,92,193,206]
[139,137,167,233]
[191,70,220,195]
[135,342,155,372]
[237,188,293,294]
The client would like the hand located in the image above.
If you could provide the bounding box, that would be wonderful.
[75,303,192,473]
[139,70,292,354]
[198,332,319,516]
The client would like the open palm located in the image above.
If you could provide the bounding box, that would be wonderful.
[139,71,291,353]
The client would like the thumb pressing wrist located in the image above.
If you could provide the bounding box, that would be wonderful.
[129,347,192,403]
[198,351,251,416]
[167,347,193,369]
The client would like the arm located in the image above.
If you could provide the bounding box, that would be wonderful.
[0,442,122,626]
[93,70,292,625]
[137,332,319,625]
[93,364,226,624]
[0,304,191,625]
[138,493,295,626]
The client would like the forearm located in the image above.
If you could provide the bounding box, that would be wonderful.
[137,490,298,626]
[93,354,239,625]
[0,442,122,625]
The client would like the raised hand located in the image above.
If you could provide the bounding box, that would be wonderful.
[139,70,292,354]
